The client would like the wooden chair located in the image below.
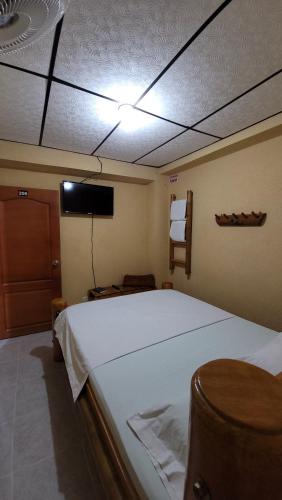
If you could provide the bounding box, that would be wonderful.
[122,274,156,289]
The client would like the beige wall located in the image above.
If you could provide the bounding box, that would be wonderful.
[147,176,168,285]
[1,128,282,331]
[164,134,282,331]
[0,140,158,184]
[0,167,153,304]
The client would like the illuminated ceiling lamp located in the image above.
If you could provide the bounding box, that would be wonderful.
[0,0,70,55]
[118,103,135,121]
[118,103,142,131]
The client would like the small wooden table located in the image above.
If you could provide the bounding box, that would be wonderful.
[88,285,154,301]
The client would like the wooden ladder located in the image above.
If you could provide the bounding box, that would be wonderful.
[169,190,193,277]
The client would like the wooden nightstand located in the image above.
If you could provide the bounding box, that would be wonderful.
[88,286,122,301]
[88,285,154,301]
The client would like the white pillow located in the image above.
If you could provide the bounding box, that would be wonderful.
[127,399,189,500]
[241,333,282,375]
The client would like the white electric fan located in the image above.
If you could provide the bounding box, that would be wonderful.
[0,0,70,55]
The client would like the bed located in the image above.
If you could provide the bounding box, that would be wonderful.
[53,290,281,500]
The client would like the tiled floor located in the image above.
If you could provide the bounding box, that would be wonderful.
[0,331,100,500]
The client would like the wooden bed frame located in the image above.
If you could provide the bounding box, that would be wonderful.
[52,298,143,499]
[77,381,142,499]
[52,298,282,500]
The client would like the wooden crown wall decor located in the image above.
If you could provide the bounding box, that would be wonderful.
[215,212,267,227]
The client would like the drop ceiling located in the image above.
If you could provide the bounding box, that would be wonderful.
[0,0,281,168]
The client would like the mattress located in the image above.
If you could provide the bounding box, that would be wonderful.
[90,317,276,500]
[55,290,234,399]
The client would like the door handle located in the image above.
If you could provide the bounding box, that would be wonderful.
[52,260,60,267]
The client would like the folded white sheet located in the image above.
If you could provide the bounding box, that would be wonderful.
[170,220,186,242]
[128,399,189,500]
[170,199,187,220]
[55,290,234,400]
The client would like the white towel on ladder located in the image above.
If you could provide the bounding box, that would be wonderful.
[170,200,187,221]
[170,221,186,242]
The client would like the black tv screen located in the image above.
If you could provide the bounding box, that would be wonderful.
[61,181,114,216]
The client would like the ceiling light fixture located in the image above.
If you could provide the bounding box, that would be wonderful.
[118,102,154,132]
[118,103,135,121]
[0,0,70,55]
[118,103,143,131]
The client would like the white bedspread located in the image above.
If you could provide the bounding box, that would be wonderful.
[91,317,276,500]
[55,290,234,400]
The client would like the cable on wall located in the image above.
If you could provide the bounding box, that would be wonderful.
[91,214,97,289]
[79,156,103,290]
[80,156,103,184]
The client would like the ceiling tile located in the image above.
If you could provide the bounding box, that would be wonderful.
[0,31,55,75]
[95,111,184,162]
[0,67,46,144]
[54,0,221,102]
[43,83,120,154]
[138,0,282,125]
[196,73,282,137]
[138,130,218,166]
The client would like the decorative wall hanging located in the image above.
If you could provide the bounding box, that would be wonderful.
[215,212,266,227]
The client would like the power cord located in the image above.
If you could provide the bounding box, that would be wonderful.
[80,156,103,184]
[91,214,97,289]
[80,156,103,289]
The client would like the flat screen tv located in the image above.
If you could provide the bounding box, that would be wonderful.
[61,181,114,216]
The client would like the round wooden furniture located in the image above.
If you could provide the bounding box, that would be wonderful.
[161,281,173,289]
[184,359,282,500]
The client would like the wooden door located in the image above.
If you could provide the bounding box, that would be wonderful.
[0,186,61,339]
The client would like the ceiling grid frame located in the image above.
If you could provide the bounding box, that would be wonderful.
[91,0,232,158]
[146,109,282,168]
[38,17,64,146]
[135,68,282,164]
[0,0,281,167]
